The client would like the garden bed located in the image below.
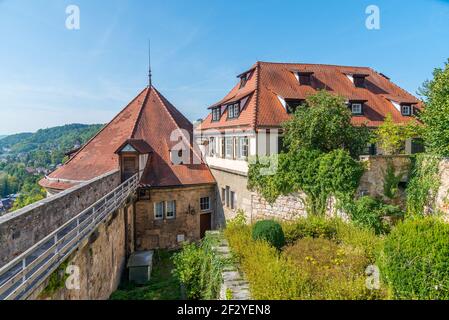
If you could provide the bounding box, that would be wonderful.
[224,213,449,300]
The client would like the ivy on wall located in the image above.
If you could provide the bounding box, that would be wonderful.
[406,154,441,217]
[248,91,368,216]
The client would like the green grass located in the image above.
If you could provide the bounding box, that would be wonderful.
[110,250,181,300]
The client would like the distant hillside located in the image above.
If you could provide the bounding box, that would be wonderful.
[0,123,104,169]
[0,124,103,155]
[0,135,7,140]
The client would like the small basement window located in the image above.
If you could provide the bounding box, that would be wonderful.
[401,105,411,116]
[351,103,363,115]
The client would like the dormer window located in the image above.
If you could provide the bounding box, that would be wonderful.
[212,107,221,121]
[285,99,304,114]
[239,74,248,88]
[351,103,363,115]
[228,103,240,119]
[347,73,369,88]
[297,72,313,86]
[353,76,366,88]
[401,104,411,116]
[170,149,185,165]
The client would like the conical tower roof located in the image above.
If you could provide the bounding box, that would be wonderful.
[40,87,214,190]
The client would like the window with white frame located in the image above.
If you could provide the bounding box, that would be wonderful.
[237,137,249,159]
[154,201,165,220]
[351,103,363,115]
[228,103,240,119]
[401,105,411,116]
[225,137,233,158]
[212,108,221,121]
[200,197,211,211]
[166,200,176,219]
[209,137,216,157]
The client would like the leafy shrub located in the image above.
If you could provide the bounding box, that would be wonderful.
[345,196,403,235]
[334,219,384,263]
[281,216,338,245]
[225,223,304,300]
[225,216,386,300]
[284,238,386,300]
[252,220,286,250]
[375,113,421,155]
[380,217,449,299]
[383,160,406,199]
[172,234,224,300]
[248,149,364,215]
[406,154,441,217]
[419,59,449,156]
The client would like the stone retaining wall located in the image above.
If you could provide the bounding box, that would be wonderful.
[249,156,412,221]
[28,204,134,300]
[435,159,449,215]
[0,170,121,267]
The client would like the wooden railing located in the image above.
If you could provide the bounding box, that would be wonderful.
[0,174,138,300]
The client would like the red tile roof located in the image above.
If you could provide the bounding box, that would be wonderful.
[40,87,215,191]
[199,61,423,131]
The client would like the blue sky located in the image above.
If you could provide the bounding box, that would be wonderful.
[1,0,449,135]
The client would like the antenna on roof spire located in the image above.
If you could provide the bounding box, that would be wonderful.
[148,39,152,88]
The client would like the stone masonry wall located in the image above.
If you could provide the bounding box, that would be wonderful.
[249,156,412,222]
[135,184,216,250]
[435,159,449,215]
[0,170,121,268]
[28,204,133,300]
[358,155,412,207]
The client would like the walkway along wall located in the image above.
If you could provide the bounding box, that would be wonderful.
[0,171,121,267]
[27,204,135,300]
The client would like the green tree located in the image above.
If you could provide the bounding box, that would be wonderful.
[375,113,421,155]
[283,90,372,158]
[419,59,449,156]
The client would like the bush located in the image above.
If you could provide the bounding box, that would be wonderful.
[345,196,403,235]
[225,222,304,300]
[380,217,449,299]
[252,220,286,249]
[284,238,386,300]
[172,234,224,300]
[225,216,386,300]
[281,216,338,245]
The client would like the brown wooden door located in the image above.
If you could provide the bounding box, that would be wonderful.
[200,213,212,238]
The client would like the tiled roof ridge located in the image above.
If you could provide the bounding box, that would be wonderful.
[151,88,204,164]
[130,86,151,139]
[257,60,372,70]
[63,87,148,166]
[368,67,421,103]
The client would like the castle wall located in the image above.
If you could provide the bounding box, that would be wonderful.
[28,205,133,300]
[0,170,121,268]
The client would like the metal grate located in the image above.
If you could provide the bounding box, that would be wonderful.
[0,174,138,300]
